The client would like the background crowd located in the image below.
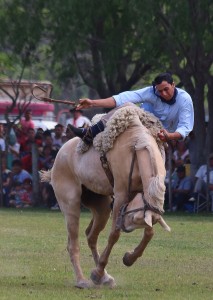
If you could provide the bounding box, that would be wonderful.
[1,109,213,213]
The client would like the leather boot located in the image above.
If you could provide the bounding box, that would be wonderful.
[67,124,93,145]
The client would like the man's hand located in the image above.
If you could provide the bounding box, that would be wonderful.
[158,129,182,141]
[76,97,116,109]
[158,129,170,142]
[76,98,93,110]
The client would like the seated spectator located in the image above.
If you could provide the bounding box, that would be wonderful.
[190,153,213,212]
[0,123,6,153]
[165,159,178,186]
[164,159,178,210]
[35,127,44,140]
[42,134,58,158]
[21,178,33,207]
[20,128,36,155]
[173,140,190,167]
[51,124,64,149]
[2,158,12,207]
[39,145,55,170]
[10,159,32,184]
[9,179,33,208]
[171,165,193,211]
[9,181,26,208]
[40,182,57,208]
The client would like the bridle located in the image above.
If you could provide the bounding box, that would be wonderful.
[100,147,165,233]
[117,195,164,233]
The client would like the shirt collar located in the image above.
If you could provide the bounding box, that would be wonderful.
[159,88,178,105]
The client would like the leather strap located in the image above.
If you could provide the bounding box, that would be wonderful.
[100,152,114,187]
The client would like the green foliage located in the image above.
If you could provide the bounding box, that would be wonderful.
[1,0,213,161]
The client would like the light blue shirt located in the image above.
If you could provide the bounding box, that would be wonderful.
[172,176,193,191]
[13,170,32,183]
[113,86,194,139]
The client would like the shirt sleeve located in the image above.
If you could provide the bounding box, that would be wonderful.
[113,87,154,107]
[175,96,194,139]
[182,177,192,190]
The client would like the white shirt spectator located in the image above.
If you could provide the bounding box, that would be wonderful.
[195,165,213,184]
[0,138,5,151]
[66,109,91,128]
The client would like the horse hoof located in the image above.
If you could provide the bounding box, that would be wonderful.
[90,269,102,285]
[123,252,134,267]
[101,273,116,288]
[75,279,93,289]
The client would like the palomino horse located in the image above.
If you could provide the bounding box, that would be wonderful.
[40,106,170,288]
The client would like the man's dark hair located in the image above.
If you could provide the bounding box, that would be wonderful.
[153,72,174,86]
[12,159,22,167]
[55,124,63,129]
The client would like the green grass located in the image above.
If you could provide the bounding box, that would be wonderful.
[0,208,212,300]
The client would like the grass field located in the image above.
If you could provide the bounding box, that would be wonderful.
[0,208,212,300]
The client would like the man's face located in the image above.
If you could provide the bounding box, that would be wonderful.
[12,165,21,174]
[155,81,175,101]
[177,171,185,179]
[73,111,81,119]
[54,126,63,137]
[25,111,32,120]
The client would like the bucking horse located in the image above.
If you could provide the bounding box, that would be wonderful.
[40,104,171,288]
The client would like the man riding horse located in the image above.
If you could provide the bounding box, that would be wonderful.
[68,72,194,145]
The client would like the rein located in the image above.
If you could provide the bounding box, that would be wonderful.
[162,131,176,152]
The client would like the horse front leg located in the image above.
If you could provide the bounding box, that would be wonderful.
[90,224,120,287]
[66,212,93,289]
[123,227,154,266]
[90,198,122,287]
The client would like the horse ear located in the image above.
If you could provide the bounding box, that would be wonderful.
[144,210,153,227]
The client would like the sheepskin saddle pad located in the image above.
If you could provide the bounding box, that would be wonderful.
[77,105,164,154]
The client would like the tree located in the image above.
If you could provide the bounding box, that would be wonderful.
[43,0,163,97]
[151,0,213,166]
[1,0,213,169]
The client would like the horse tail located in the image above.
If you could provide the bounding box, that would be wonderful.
[39,169,52,183]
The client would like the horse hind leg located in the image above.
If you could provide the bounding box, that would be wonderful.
[123,227,154,266]
[54,182,92,289]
